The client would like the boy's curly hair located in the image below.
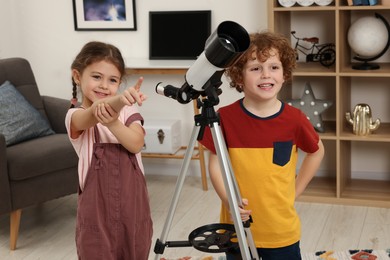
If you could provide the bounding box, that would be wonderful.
[225,31,297,92]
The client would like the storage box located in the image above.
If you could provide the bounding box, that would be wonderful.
[143,119,181,154]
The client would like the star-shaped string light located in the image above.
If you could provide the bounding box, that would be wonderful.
[286,82,333,132]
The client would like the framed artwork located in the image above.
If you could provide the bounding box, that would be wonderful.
[72,0,137,31]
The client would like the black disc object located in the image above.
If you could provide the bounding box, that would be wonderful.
[188,223,239,253]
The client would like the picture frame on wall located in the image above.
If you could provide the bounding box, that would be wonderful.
[72,0,137,31]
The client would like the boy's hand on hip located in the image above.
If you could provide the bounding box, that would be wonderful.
[230,198,252,222]
[239,198,252,222]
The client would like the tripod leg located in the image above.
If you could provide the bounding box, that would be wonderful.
[154,125,201,260]
[210,122,259,260]
[220,133,260,259]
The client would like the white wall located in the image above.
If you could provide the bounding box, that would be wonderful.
[1,0,267,98]
[0,0,267,176]
[1,1,387,179]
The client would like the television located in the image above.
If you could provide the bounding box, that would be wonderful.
[149,10,212,60]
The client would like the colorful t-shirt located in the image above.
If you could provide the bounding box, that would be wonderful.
[65,105,144,191]
[199,99,319,248]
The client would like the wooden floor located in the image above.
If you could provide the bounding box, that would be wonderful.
[1,175,390,260]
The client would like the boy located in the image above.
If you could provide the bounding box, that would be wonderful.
[199,32,325,260]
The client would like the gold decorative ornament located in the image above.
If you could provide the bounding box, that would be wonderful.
[345,103,381,136]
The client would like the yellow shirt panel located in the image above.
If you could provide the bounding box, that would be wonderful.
[220,146,300,248]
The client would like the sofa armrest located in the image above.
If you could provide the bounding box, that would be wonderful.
[42,96,71,134]
[0,134,12,215]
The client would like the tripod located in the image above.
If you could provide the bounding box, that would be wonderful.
[153,86,260,260]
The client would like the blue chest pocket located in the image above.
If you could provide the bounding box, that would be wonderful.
[273,141,293,166]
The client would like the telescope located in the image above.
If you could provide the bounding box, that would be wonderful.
[153,21,261,260]
[156,20,250,104]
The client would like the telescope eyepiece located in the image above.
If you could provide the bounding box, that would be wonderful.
[155,82,192,104]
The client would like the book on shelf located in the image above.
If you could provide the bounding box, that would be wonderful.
[382,0,390,6]
[347,0,378,5]
[352,0,369,4]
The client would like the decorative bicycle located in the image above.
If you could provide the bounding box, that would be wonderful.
[291,31,336,67]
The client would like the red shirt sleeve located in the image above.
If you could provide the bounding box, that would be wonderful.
[296,110,320,153]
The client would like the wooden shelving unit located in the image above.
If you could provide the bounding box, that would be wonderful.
[125,66,208,191]
[269,1,390,207]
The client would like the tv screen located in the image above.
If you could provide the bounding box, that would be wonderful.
[149,10,211,60]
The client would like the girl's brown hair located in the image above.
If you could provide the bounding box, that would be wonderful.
[70,41,126,108]
[225,31,297,92]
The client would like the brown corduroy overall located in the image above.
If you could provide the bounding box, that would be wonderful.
[76,115,153,260]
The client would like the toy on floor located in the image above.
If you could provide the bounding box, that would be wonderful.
[316,250,336,260]
[351,250,378,260]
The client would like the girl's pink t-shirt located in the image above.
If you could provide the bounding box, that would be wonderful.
[65,105,144,191]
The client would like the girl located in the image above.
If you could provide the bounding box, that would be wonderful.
[65,41,152,260]
[200,32,325,260]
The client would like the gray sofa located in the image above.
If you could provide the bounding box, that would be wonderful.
[0,58,78,250]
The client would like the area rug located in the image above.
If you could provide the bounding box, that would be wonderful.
[160,249,390,259]
[160,257,224,260]
[302,249,390,260]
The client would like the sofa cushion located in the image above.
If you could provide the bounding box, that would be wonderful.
[0,81,54,146]
[7,134,78,181]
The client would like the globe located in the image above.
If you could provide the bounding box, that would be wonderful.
[347,13,390,70]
